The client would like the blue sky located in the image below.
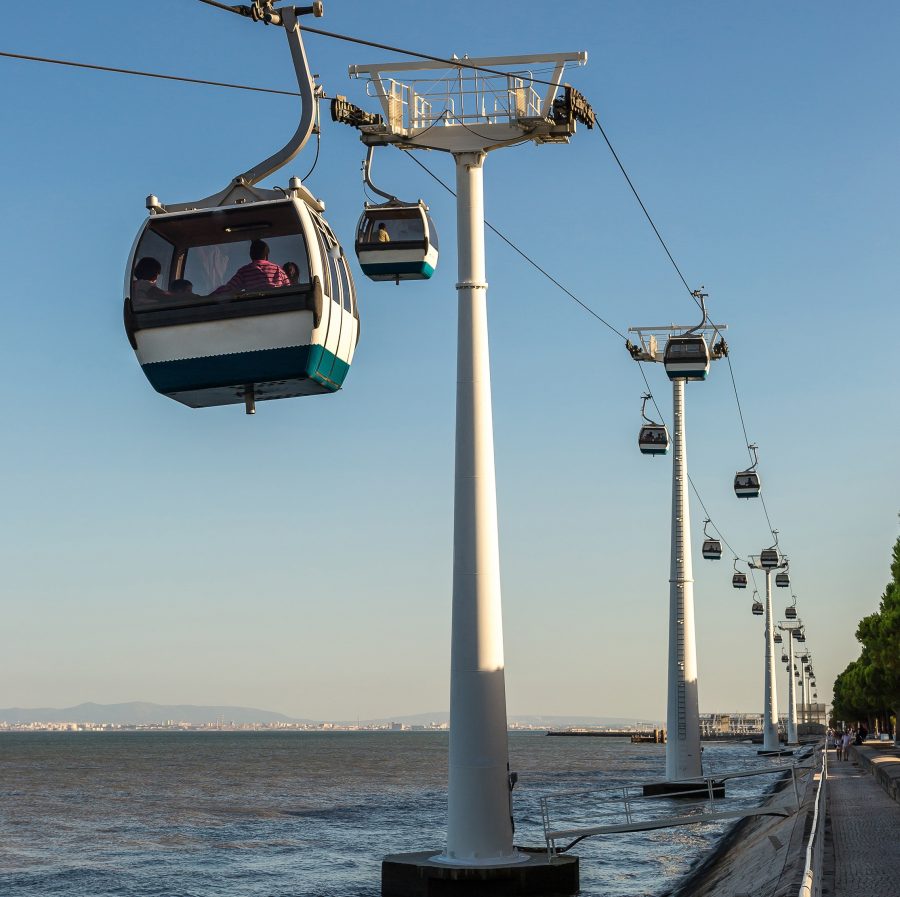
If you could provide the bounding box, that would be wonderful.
[0,1,897,721]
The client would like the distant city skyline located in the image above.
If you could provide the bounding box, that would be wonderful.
[1,1,898,722]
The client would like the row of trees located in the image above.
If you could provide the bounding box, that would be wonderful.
[831,531,900,738]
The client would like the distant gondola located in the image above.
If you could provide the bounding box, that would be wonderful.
[354,146,439,283]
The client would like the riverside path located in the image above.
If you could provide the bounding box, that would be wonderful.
[825,743,900,897]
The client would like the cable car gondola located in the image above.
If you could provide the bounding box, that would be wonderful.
[760,534,780,569]
[751,592,764,616]
[637,393,670,455]
[661,289,716,380]
[774,632,782,644]
[795,630,806,642]
[785,594,798,619]
[732,559,747,588]
[775,572,790,588]
[781,652,789,663]
[124,4,359,412]
[734,443,761,499]
[701,518,722,560]
[354,146,439,282]
[663,334,710,381]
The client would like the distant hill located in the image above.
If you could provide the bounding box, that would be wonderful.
[0,703,660,728]
[0,702,319,726]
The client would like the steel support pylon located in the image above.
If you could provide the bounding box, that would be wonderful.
[442,152,521,866]
[666,378,701,781]
[762,570,780,751]
[786,629,798,745]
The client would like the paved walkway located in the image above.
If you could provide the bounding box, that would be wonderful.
[826,746,900,897]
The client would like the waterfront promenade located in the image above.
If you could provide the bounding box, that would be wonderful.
[826,743,900,897]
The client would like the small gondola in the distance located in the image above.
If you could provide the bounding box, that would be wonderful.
[701,519,722,560]
[354,145,439,283]
[734,443,762,498]
[637,393,669,455]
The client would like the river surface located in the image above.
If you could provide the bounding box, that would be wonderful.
[0,732,773,896]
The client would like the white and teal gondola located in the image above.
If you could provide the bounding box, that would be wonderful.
[124,182,359,409]
[355,201,439,282]
[663,335,711,381]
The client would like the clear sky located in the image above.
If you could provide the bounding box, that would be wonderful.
[1,1,897,722]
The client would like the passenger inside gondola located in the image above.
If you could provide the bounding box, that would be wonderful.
[214,240,290,294]
[171,279,195,295]
[283,261,301,285]
[377,222,391,242]
[132,257,169,307]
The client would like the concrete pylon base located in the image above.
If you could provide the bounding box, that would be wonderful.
[382,851,579,897]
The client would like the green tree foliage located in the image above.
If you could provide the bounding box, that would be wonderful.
[832,533,900,725]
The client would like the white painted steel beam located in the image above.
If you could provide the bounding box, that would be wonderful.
[787,628,798,744]
[439,152,521,867]
[349,51,587,77]
[763,569,781,751]
[666,378,702,780]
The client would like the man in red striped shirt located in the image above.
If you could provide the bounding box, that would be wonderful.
[216,239,289,293]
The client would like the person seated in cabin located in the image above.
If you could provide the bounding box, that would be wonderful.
[215,239,290,294]
[376,222,391,243]
[283,261,301,285]
[132,257,169,306]
[171,278,195,296]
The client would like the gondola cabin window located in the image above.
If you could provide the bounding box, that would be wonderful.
[358,210,426,244]
[130,202,311,310]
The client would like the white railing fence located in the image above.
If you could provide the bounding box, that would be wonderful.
[798,746,828,897]
[540,760,807,857]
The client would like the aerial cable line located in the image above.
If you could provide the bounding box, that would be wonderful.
[725,349,780,542]
[2,38,775,576]
[404,152,627,340]
[0,50,301,97]
[195,0,580,89]
[407,149,759,584]
[593,121,699,307]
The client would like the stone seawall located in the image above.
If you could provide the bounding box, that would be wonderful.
[664,755,820,897]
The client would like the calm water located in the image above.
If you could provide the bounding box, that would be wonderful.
[0,732,768,896]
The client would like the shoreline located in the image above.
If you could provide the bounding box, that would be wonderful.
[665,746,819,897]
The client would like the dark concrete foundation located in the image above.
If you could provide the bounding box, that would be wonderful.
[757,748,794,757]
[382,851,579,897]
[642,780,726,799]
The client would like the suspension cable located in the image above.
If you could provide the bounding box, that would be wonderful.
[1,33,782,584]
[0,49,300,97]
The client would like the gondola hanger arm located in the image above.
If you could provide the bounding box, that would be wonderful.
[362,145,398,203]
[232,2,324,187]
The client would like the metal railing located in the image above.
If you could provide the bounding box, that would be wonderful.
[798,746,828,897]
[365,72,543,131]
[541,760,806,857]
